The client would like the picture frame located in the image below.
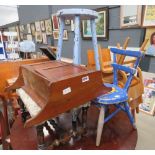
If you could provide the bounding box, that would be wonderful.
[45,19,52,35]
[35,21,41,32]
[40,20,45,31]
[42,33,47,44]
[140,87,155,116]
[71,20,74,31]
[142,5,155,27]
[120,5,142,28]
[82,7,109,40]
[65,19,71,25]
[51,14,59,30]
[53,30,68,40]
[144,28,155,55]
[15,25,20,41]
[30,23,36,37]
[8,26,16,32]
[27,24,31,34]
[27,34,33,41]
[35,31,42,43]
[19,25,25,33]
[8,26,18,41]
[19,25,25,40]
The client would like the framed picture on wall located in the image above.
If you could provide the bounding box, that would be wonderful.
[82,7,109,40]
[51,14,59,30]
[142,5,155,27]
[120,5,142,28]
[45,19,52,35]
[19,25,25,40]
[144,28,155,55]
[65,20,71,25]
[53,30,68,40]
[40,20,46,31]
[27,24,31,34]
[35,21,41,32]
[42,33,47,44]
[15,26,20,41]
[71,20,74,31]
[35,31,42,43]
[27,34,33,41]
[8,26,16,32]
[140,85,155,116]
[30,23,36,37]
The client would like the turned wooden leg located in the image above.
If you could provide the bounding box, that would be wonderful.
[18,98,27,123]
[136,107,139,113]
[82,107,88,129]
[72,110,78,132]
[131,109,136,122]
[96,106,105,147]
[36,124,45,150]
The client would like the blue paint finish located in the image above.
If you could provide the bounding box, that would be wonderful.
[93,48,144,128]
[104,108,121,123]
[56,17,65,60]
[110,48,144,58]
[73,15,81,65]
[94,83,128,104]
[112,63,136,75]
[90,19,100,70]
[56,8,99,67]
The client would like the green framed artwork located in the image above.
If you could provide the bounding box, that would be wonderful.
[82,7,109,40]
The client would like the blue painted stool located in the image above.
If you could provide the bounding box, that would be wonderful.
[56,8,100,69]
[93,48,144,146]
[56,9,101,126]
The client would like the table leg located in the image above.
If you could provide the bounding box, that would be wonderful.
[72,110,78,132]
[82,106,88,130]
[36,124,45,150]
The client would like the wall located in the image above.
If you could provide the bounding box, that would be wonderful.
[18,5,54,47]
[50,5,145,64]
[17,5,145,65]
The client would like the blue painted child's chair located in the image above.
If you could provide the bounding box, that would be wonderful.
[94,48,144,146]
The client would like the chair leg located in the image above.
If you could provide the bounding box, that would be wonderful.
[131,109,136,122]
[124,102,137,129]
[96,106,105,147]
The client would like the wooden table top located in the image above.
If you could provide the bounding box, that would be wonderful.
[10,105,138,150]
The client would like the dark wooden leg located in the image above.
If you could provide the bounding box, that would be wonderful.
[131,109,136,122]
[136,107,139,113]
[18,98,27,123]
[72,110,78,132]
[36,124,45,150]
[82,107,88,130]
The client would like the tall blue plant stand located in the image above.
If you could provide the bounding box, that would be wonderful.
[56,8,101,130]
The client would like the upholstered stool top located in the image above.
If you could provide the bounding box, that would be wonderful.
[57,8,98,20]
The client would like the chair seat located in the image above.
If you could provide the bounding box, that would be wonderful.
[94,83,128,104]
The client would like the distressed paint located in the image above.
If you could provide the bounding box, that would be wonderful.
[94,48,143,146]
[57,8,98,65]
[73,15,81,64]
[56,17,65,60]
[90,19,100,70]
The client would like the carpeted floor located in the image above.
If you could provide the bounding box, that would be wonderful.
[136,112,155,149]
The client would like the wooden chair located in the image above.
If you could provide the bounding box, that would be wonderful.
[118,39,149,118]
[87,37,130,83]
[93,48,144,146]
[87,39,149,119]
[0,95,10,149]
